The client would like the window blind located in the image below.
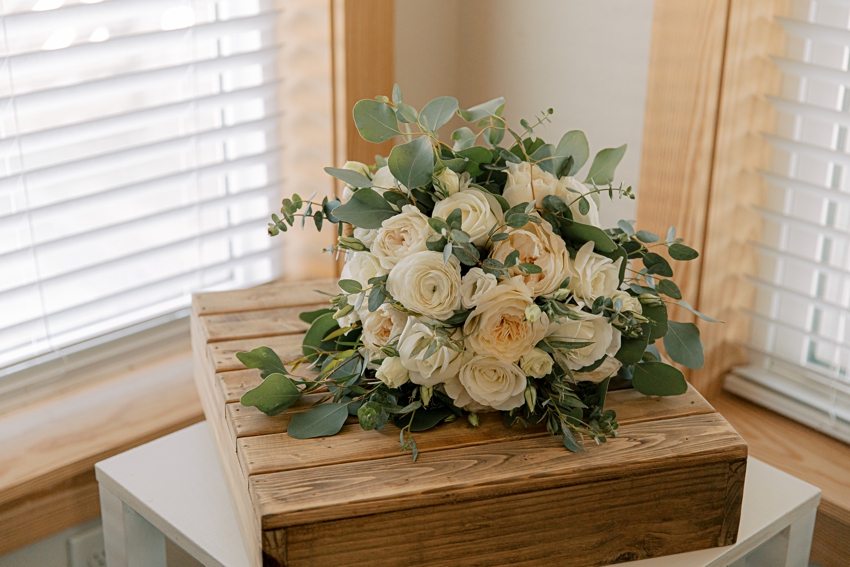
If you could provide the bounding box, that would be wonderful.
[0,0,285,389]
[728,0,850,443]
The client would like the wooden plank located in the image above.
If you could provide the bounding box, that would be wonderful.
[691,0,789,397]
[250,413,747,529]
[199,304,324,343]
[236,385,716,476]
[217,369,263,404]
[812,500,850,567]
[276,461,740,567]
[192,279,337,316]
[636,0,730,335]
[209,334,306,373]
[225,394,330,444]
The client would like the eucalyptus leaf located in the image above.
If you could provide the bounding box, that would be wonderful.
[451,127,477,151]
[352,99,399,143]
[530,143,557,174]
[562,222,618,253]
[664,321,705,369]
[338,279,362,294]
[331,188,397,229]
[458,97,505,122]
[669,243,700,261]
[388,136,434,189]
[235,347,287,379]
[642,302,668,340]
[632,361,688,396]
[656,279,682,300]
[419,96,458,132]
[392,83,403,105]
[677,300,722,323]
[634,230,659,243]
[555,130,590,176]
[299,308,334,324]
[584,144,627,186]
[396,102,419,124]
[302,312,339,362]
[615,324,651,365]
[323,166,372,188]
[240,373,301,416]
[287,403,349,439]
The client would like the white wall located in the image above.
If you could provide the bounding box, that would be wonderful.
[395,0,655,226]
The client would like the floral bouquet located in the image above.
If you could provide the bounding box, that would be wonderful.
[237,87,714,457]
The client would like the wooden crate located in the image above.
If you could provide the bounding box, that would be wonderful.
[191,279,748,567]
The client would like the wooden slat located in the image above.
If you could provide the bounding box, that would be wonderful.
[200,304,324,343]
[216,369,263,404]
[225,394,330,444]
[209,334,306,373]
[236,385,716,476]
[279,461,741,567]
[192,279,338,316]
[250,413,747,530]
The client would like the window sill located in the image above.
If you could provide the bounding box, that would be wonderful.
[712,389,850,567]
[0,351,203,556]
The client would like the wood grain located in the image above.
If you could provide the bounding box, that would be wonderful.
[192,279,337,316]
[250,413,746,530]
[200,304,322,343]
[637,0,731,332]
[691,0,789,397]
[209,334,306,373]
[279,462,740,567]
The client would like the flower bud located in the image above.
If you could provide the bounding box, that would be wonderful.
[639,293,664,307]
[467,412,480,427]
[524,384,538,411]
[420,385,433,407]
[551,288,570,301]
[525,303,542,324]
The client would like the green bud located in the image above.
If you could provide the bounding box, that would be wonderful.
[467,412,480,427]
[524,384,537,411]
[337,236,368,252]
[638,293,664,307]
[420,385,433,407]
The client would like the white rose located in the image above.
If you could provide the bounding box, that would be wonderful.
[340,251,387,288]
[520,347,554,378]
[559,176,601,227]
[353,227,378,248]
[376,357,409,388]
[490,216,572,296]
[371,165,408,195]
[431,189,498,247]
[568,241,622,307]
[397,318,471,386]
[361,304,407,355]
[612,290,642,314]
[444,355,527,411]
[464,276,549,363]
[371,205,431,269]
[459,267,498,309]
[434,167,460,197]
[386,251,462,319]
[546,311,621,370]
[502,161,560,208]
[574,356,622,384]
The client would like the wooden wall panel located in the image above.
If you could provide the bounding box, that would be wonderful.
[691,1,788,397]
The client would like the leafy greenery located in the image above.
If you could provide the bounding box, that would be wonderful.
[287,404,350,439]
[331,188,397,229]
[240,374,301,416]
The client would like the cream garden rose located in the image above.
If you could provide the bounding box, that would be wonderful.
[568,241,622,307]
[371,205,431,269]
[520,347,554,378]
[386,251,462,319]
[370,165,408,195]
[490,216,571,296]
[431,189,498,246]
[339,251,386,288]
[546,311,621,370]
[375,357,409,388]
[459,268,498,309]
[464,277,549,363]
[501,162,601,228]
[444,355,527,411]
[612,290,642,314]
[397,319,471,386]
[360,304,407,355]
[353,227,378,248]
[559,176,601,227]
[434,167,460,197]
[573,356,622,384]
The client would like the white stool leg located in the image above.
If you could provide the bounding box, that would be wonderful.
[99,484,168,567]
[784,508,817,567]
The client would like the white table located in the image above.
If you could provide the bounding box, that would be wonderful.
[95,422,821,567]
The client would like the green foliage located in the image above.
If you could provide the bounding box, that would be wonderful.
[388,136,435,189]
[457,97,505,122]
[323,167,372,188]
[632,361,688,396]
[331,188,397,229]
[301,312,339,362]
[656,279,682,299]
[240,374,301,416]
[663,321,705,369]
[585,144,627,186]
[562,222,618,253]
[287,403,350,439]
[235,347,287,379]
[299,308,334,324]
[677,300,722,323]
[352,99,399,143]
[669,243,700,261]
[555,130,590,176]
[419,96,459,132]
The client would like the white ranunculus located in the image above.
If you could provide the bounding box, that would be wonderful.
[520,347,554,378]
[464,276,549,363]
[574,356,622,384]
[434,167,460,197]
[339,251,387,288]
[502,161,560,208]
[371,165,408,195]
[568,241,622,307]
[360,304,407,355]
[444,355,527,411]
[386,251,462,319]
[397,318,471,386]
[375,357,410,388]
[546,311,622,370]
[612,290,642,314]
[459,267,498,310]
[490,216,572,296]
[353,227,378,249]
[431,189,498,247]
[371,205,431,269]
[559,176,601,227]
